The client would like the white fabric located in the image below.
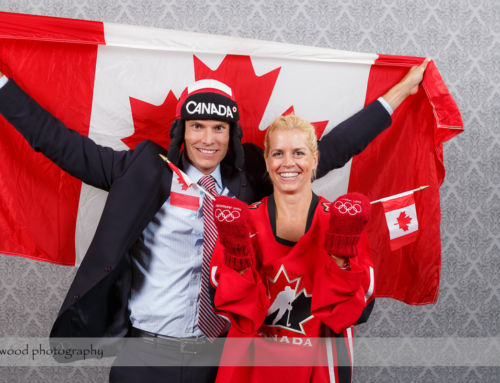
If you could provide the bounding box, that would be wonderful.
[385,203,419,240]
[0,75,8,88]
[75,21,377,264]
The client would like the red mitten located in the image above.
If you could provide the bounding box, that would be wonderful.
[213,196,253,271]
[324,192,371,257]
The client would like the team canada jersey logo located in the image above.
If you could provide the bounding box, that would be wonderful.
[249,201,264,210]
[321,202,331,212]
[264,265,313,335]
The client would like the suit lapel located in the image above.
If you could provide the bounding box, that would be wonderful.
[221,160,242,198]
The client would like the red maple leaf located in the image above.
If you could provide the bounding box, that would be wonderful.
[122,90,178,150]
[280,106,329,140]
[166,160,193,191]
[176,176,189,191]
[395,211,412,231]
[264,265,313,336]
[194,54,280,148]
[124,54,330,151]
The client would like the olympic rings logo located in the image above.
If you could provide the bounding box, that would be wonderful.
[215,208,241,222]
[333,200,362,215]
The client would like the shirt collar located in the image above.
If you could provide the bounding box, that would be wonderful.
[182,154,223,193]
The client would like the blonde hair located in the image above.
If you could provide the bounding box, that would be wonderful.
[264,114,319,158]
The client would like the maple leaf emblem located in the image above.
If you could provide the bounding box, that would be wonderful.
[123,90,178,150]
[193,54,280,148]
[177,176,189,191]
[281,106,329,144]
[123,54,330,151]
[164,159,193,191]
[249,201,264,210]
[265,265,313,335]
[395,211,412,231]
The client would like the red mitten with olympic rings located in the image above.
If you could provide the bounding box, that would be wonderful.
[213,196,253,271]
[324,193,371,257]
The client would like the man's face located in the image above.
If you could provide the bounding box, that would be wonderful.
[184,120,231,175]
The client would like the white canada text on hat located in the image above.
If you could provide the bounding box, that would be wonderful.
[185,100,236,119]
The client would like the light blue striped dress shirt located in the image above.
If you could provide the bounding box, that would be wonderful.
[128,157,233,337]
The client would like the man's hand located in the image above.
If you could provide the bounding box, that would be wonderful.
[0,70,3,78]
[382,57,431,111]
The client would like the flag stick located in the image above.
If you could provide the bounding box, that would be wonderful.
[370,185,429,205]
[159,154,215,201]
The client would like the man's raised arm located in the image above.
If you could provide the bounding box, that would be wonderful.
[316,58,430,179]
[0,71,133,190]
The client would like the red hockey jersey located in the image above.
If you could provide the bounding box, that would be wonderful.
[210,195,375,383]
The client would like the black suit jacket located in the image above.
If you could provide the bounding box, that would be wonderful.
[0,79,391,340]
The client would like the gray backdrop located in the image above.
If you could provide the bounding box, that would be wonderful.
[0,0,499,382]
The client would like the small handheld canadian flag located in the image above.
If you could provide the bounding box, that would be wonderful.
[159,154,193,187]
[159,154,215,211]
[371,186,428,251]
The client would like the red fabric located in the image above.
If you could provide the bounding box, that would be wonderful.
[213,196,254,270]
[212,261,268,335]
[0,36,101,264]
[324,192,371,258]
[0,13,104,265]
[0,12,105,44]
[211,196,373,382]
[0,13,103,265]
[311,234,369,333]
[169,192,199,211]
[0,13,464,305]
[167,160,193,189]
[348,55,463,304]
[382,192,414,211]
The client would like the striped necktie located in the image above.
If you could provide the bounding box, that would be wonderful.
[198,175,226,339]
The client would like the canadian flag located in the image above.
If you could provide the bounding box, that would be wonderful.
[0,12,463,304]
[380,191,419,251]
[166,159,201,212]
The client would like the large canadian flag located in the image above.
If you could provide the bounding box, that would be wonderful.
[0,12,463,304]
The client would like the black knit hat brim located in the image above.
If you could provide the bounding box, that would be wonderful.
[179,92,239,123]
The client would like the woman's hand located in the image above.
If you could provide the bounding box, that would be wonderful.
[330,254,350,270]
[213,196,254,272]
[324,192,371,259]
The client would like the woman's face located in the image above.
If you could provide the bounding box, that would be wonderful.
[265,128,318,195]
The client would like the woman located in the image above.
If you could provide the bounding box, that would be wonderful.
[210,115,374,383]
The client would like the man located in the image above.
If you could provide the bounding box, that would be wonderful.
[0,59,428,382]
